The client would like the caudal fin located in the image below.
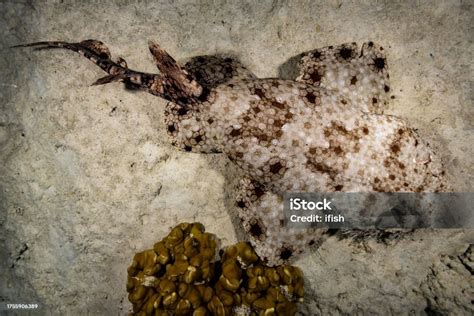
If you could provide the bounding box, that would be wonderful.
[12,39,205,105]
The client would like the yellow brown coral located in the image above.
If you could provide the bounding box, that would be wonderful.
[126,223,304,315]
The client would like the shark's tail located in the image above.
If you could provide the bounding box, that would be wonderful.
[12,39,204,105]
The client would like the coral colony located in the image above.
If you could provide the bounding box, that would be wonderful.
[127,222,304,315]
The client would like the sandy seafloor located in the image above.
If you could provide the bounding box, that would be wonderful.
[0,0,473,314]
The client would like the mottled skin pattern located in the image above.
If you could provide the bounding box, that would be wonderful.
[15,40,448,266]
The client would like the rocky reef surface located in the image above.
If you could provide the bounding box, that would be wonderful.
[1,1,472,314]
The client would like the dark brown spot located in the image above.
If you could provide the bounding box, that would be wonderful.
[339,47,353,60]
[273,120,284,128]
[253,185,265,198]
[335,184,344,191]
[177,107,189,116]
[362,127,369,135]
[374,177,380,183]
[237,200,246,208]
[256,133,269,142]
[207,118,214,124]
[311,162,332,173]
[279,248,293,260]
[310,71,322,83]
[384,85,390,92]
[311,51,322,59]
[368,41,374,47]
[350,76,358,85]
[372,185,383,192]
[235,151,243,158]
[269,162,283,174]
[184,145,192,152]
[333,146,343,155]
[390,144,400,154]
[249,222,263,238]
[194,71,203,81]
[308,240,315,246]
[334,123,349,134]
[374,57,386,70]
[194,135,202,143]
[309,147,317,155]
[254,88,266,99]
[285,112,294,119]
[167,125,176,133]
[397,129,404,135]
[389,174,396,180]
[372,97,378,104]
[271,101,285,109]
[306,92,317,104]
[341,99,347,105]
[230,128,242,137]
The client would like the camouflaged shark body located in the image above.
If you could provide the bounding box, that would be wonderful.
[16,40,448,266]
